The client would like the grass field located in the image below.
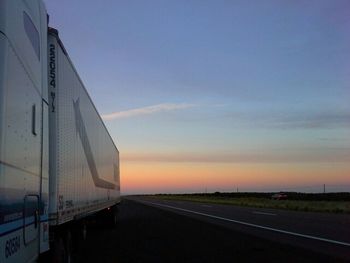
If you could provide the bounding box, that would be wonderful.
[150,194,350,214]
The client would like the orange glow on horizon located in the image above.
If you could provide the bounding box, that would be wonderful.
[120,161,350,194]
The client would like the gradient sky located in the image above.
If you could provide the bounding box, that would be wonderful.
[45,0,350,194]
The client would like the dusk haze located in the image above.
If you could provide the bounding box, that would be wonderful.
[45,0,350,194]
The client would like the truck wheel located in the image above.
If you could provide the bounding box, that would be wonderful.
[82,222,87,241]
[72,220,87,252]
[65,230,73,263]
[52,236,66,263]
[52,231,73,263]
[108,206,118,228]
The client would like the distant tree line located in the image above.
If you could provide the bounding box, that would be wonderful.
[156,192,350,201]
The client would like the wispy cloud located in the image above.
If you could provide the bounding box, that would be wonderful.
[102,103,195,120]
[220,110,350,130]
[269,111,350,129]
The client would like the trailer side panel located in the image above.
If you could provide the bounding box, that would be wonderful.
[48,31,120,225]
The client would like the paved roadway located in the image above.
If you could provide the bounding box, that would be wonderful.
[74,197,349,262]
[130,196,350,261]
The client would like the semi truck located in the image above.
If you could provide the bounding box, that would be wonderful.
[0,0,121,262]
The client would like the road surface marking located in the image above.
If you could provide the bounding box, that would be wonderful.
[141,200,350,247]
[201,205,212,208]
[252,211,276,216]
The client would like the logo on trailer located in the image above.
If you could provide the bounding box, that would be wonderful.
[49,44,56,88]
[49,44,56,112]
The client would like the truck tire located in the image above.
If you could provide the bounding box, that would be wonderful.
[65,230,73,263]
[52,231,73,263]
[72,220,87,251]
[107,206,118,228]
[52,236,66,263]
[82,221,87,241]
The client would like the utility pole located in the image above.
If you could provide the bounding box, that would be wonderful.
[323,184,326,194]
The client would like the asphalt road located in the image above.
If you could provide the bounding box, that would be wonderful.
[74,197,349,262]
[130,196,350,260]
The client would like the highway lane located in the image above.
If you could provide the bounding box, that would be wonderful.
[128,196,350,261]
[74,198,348,262]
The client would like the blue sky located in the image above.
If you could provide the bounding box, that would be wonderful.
[45,0,350,193]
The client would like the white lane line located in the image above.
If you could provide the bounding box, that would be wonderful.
[141,200,350,247]
[252,211,276,216]
[201,205,212,208]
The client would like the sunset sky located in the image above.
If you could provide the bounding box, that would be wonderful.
[45,0,350,194]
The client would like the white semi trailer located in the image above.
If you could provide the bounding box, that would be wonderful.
[0,1,121,262]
